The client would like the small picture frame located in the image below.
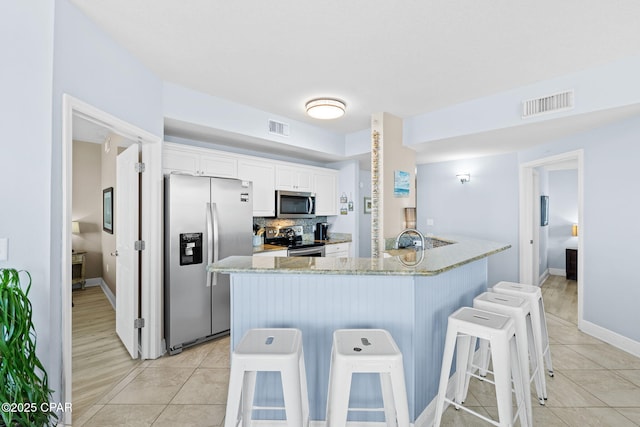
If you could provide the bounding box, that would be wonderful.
[103,187,114,234]
[364,197,372,214]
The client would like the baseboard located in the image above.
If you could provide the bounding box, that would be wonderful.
[580,319,640,358]
[99,278,116,310]
[548,268,565,277]
[84,277,102,287]
[539,269,550,285]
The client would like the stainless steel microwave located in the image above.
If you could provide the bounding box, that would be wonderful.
[275,190,316,218]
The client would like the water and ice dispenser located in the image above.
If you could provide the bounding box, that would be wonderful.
[179,233,203,266]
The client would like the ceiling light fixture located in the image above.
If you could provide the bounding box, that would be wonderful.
[305,98,346,120]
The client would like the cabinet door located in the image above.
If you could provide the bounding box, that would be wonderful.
[314,171,338,215]
[163,146,199,174]
[200,152,238,178]
[238,160,276,217]
[324,242,351,257]
[275,166,313,191]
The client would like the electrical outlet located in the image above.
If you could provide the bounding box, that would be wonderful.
[106,263,109,273]
[0,238,7,261]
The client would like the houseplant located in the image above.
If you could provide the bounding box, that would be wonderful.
[1,268,56,426]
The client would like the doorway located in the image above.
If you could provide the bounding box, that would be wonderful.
[519,149,584,328]
[61,95,163,425]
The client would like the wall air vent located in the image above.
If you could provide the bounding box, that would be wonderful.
[522,90,574,118]
[268,119,290,137]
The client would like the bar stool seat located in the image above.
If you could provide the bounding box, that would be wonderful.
[433,307,528,427]
[225,328,309,427]
[492,281,554,380]
[326,329,410,427]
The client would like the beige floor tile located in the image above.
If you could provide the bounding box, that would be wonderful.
[567,344,640,370]
[73,404,104,427]
[617,407,640,424]
[171,368,230,405]
[548,344,604,370]
[561,369,640,408]
[439,405,493,426]
[152,404,226,427]
[150,340,218,369]
[531,405,570,426]
[546,321,603,346]
[540,372,605,408]
[200,340,231,369]
[108,367,196,405]
[82,404,166,427]
[97,367,146,404]
[616,369,640,389]
[550,407,638,427]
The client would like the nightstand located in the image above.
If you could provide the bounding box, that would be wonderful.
[72,251,87,290]
[566,248,577,281]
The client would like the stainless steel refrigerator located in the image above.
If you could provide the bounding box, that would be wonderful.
[164,174,253,355]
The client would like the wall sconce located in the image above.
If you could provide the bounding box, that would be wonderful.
[572,224,578,237]
[456,173,471,184]
[72,221,81,234]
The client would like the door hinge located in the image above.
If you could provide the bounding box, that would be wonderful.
[134,162,145,173]
[134,240,146,251]
[134,318,145,328]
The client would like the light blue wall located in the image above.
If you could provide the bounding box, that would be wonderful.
[520,115,640,342]
[359,169,372,257]
[416,153,519,286]
[0,0,55,397]
[547,170,578,270]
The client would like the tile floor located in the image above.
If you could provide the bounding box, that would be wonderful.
[74,276,640,426]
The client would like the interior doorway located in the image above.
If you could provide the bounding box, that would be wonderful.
[519,149,584,328]
[61,95,163,425]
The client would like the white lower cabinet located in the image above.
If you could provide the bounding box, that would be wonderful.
[324,242,351,258]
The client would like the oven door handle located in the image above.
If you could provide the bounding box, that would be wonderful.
[288,246,325,257]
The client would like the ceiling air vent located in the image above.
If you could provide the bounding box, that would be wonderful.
[522,90,574,118]
[268,119,290,137]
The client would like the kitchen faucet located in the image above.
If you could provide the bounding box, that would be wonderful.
[395,228,426,250]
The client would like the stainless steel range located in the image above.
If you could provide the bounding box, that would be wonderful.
[264,226,325,257]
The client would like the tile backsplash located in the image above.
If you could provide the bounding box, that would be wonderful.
[253,217,328,235]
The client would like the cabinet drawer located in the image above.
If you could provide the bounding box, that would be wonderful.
[324,243,350,255]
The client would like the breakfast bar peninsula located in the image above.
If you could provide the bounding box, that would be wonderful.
[209,236,510,424]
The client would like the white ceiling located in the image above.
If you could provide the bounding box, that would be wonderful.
[69,0,640,162]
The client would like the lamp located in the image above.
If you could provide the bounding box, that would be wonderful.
[456,173,471,184]
[572,224,578,237]
[305,98,346,120]
[72,221,80,234]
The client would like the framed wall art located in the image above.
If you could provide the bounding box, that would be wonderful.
[103,187,114,234]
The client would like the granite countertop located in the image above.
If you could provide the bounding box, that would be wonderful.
[213,236,510,276]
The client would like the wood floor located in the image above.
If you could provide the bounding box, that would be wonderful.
[72,286,141,422]
[541,274,578,324]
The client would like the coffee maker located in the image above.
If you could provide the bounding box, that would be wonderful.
[314,222,329,240]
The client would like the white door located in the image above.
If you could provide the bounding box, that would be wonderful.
[116,144,140,358]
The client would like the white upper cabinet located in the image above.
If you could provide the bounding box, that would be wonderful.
[163,142,339,216]
[238,159,276,217]
[163,143,237,178]
[313,170,338,216]
[275,165,313,192]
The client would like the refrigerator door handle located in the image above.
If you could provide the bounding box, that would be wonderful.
[206,202,220,287]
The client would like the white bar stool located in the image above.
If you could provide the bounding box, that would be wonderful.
[472,292,545,426]
[433,307,528,427]
[225,328,309,427]
[326,329,410,427]
[492,281,554,381]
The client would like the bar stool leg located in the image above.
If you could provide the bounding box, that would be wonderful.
[326,356,352,427]
[526,315,545,403]
[538,300,554,377]
[282,363,303,427]
[241,371,256,427]
[509,337,528,427]
[380,373,398,426]
[490,337,514,426]
[478,338,490,377]
[225,365,245,427]
[389,363,411,427]
[434,326,457,427]
[298,350,310,427]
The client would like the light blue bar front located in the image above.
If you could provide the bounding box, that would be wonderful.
[228,258,488,422]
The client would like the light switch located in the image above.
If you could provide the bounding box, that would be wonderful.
[0,238,8,261]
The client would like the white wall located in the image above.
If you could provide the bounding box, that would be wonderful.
[416,153,520,286]
[326,160,359,256]
[538,168,549,278]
